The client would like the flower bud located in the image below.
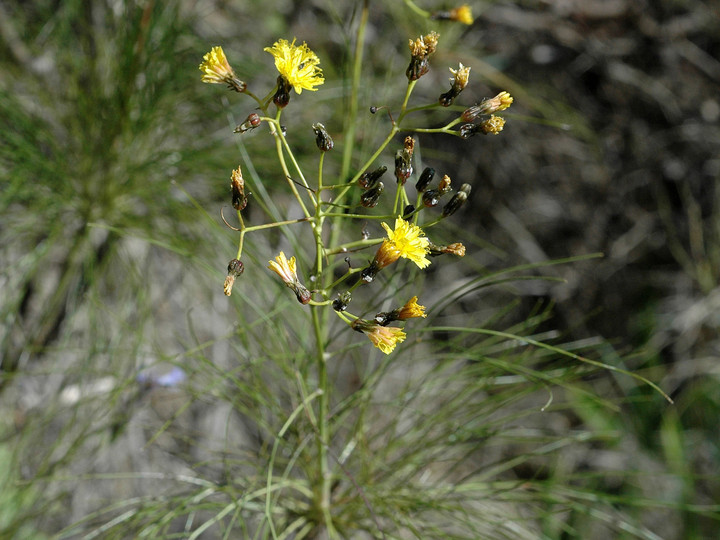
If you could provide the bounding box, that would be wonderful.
[394,137,415,185]
[422,189,440,207]
[272,75,292,108]
[333,291,352,312]
[415,167,435,192]
[402,204,415,219]
[234,113,261,134]
[312,123,334,152]
[361,181,384,208]
[442,183,471,217]
[358,166,387,189]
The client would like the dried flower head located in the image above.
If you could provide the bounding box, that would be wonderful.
[461,91,514,121]
[230,165,247,211]
[439,63,471,106]
[480,115,506,135]
[264,38,324,94]
[224,258,244,296]
[429,242,466,257]
[352,319,407,354]
[406,31,440,80]
[199,46,246,92]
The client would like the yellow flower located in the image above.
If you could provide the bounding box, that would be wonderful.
[396,296,427,320]
[352,320,407,354]
[480,115,506,135]
[381,218,431,269]
[449,63,471,90]
[450,5,474,25]
[199,46,246,92]
[268,251,298,283]
[268,252,311,304]
[264,38,324,94]
[374,296,427,325]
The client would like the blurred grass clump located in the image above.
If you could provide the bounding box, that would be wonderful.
[1,0,718,538]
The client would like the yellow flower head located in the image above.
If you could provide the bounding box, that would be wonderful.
[450,5,474,25]
[480,115,506,135]
[381,218,431,269]
[352,319,407,354]
[269,252,298,284]
[449,63,471,90]
[397,296,427,320]
[264,38,324,94]
[199,46,246,92]
[268,252,311,304]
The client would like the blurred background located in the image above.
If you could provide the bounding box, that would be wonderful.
[1,0,718,538]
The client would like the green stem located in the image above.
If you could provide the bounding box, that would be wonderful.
[340,0,370,183]
[311,305,337,537]
[403,0,430,18]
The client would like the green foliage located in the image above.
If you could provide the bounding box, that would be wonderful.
[1,1,718,539]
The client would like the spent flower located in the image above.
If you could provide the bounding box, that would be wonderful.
[199,46,246,92]
[406,31,439,80]
[268,252,312,304]
[461,91,513,121]
[439,63,471,106]
[374,296,427,325]
[224,258,245,296]
[352,319,407,354]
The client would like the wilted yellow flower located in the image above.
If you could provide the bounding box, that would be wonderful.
[374,296,427,326]
[449,63,471,89]
[264,38,324,94]
[450,5,474,25]
[268,252,297,283]
[480,115,506,135]
[224,259,244,297]
[396,296,427,320]
[199,46,246,92]
[429,242,466,257]
[268,252,311,304]
[352,319,407,354]
[381,218,431,269]
[461,91,514,121]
